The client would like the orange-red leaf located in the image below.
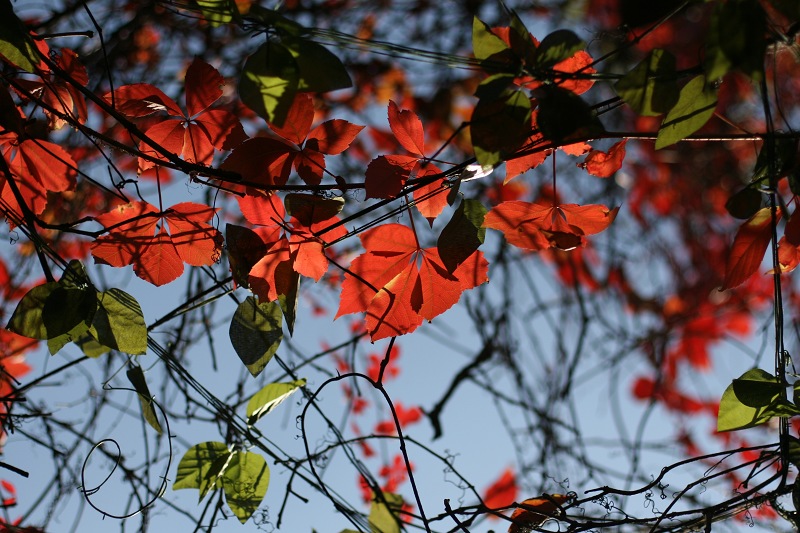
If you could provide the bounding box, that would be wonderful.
[580,139,627,178]
[483,468,518,515]
[723,207,778,289]
[307,119,364,155]
[185,57,223,117]
[413,163,448,223]
[336,224,488,341]
[483,200,618,251]
[508,494,571,533]
[220,137,293,187]
[388,100,425,156]
[105,83,182,117]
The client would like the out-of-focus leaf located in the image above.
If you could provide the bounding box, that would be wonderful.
[0,0,40,72]
[705,0,766,82]
[368,491,403,533]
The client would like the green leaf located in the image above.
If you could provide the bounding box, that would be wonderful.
[284,36,352,94]
[89,289,147,355]
[437,199,487,273]
[239,41,299,127]
[533,29,584,69]
[196,0,235,27]
[0,0,40,72]
[278,270,300,337]
[471,78,531,168]
[42,286,97,339]
[7,282,59,340]
[717,368,800,431]
[472,16,512,67]
[750,137,799,186]
[284,194,345,225]
[246,378,306,426]
[173,441,230,500]
[536,85,604,145]
[126,366,163,434]
[221,451,270,524]
[229,297,283,377]
[60,260,92,289]
[615,49,679,116]
[655,76,717,150]
[74,332,110,358]
[705,0,765,82]
[368,491,404,533]
[788,436,800,469]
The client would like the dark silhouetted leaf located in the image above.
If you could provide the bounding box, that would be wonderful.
[246,379,306,426]
[126,366,163,434]
[437,199,487,273]
[230,297,283,377]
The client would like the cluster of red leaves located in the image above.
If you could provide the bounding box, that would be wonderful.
[336,223,489,341]
[91,200,223,286]
[222,94,363,187]
[104,58,246,171]
[234,193,347,300]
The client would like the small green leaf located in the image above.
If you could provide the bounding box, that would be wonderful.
[0,0,40,72]
[717,368,800,431]
[173,441,230,500]
[278,270,300,337]
[284,36,352,94]
[533,29,584,69]
[246,379,306,426]
[655,76,717,150]
[239,41,299,127]
[368,491,404,533]
[284,194,345,225]
[126,366,163,434]
[705,0,765,82]
[196,0,234,27]
[89,289,147,355]
[230,297,283,377]
[221,451,270,524]
[615,49,679,116]
[472,17,512,67]
[437,199,487,273]
[7,282,59,339]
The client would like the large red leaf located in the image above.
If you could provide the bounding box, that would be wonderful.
[336,224,488,341]
[307,119,364,155]
[104,83,182,117]
[722,207,777,290]
[388,100,425,156]
[91,201,222,286]
[364,154,418,199]
[483,200,618,251]
[221,137,294,186]
[185,57,223,117]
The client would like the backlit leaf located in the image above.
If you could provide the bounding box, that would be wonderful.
[655,76,717,150]
[705,0,766,82]
[717,368,800,431]
[221,451,270,524]
[437,198,487,273]
[0,0,41,72]
[368,491,403,533]
[173,441,230,500]
[615,49,679,116]
[533,29,584,69]
[239,41,298,127]
[509,494,571,533]
[229,297,283,377]
[246,378,306,426]
[579,140,627,178]
[89,289,147,355]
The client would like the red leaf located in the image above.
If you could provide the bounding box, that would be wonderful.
[484,200,618,251]
[269,93,314,145]
[722,207,777,290]
[165,202,222,266]
[776,209,800,273]
[413,163,448,223]
[508,494,571,533]
[220,137,294,187]
[134,227,183,286]
[580,139,627,178]
[185,57,223,117]
[388,100,425,156]
[307,119,365,155]
[104,83,182,117]
[483,468,518,514]
[364,154,418,199]
[336,224,488,341]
